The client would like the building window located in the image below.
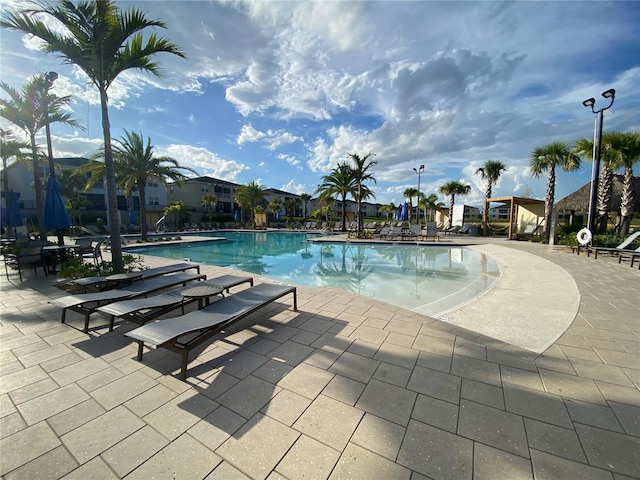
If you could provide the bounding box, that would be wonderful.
[148,196,159,206]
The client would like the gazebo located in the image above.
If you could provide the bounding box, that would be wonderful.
[484,196,545,239]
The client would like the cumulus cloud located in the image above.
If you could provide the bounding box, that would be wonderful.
[156,145,249,182]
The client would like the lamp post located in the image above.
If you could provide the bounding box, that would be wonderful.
[582,88,615,238]
[413,164,424,224]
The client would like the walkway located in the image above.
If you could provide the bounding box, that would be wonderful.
[0,240,638,479]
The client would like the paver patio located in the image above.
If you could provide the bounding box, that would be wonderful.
[0,238,638,479]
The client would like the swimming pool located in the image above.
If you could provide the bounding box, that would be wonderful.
[125,231,501,318]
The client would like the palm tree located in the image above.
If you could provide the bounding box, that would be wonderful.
[201,193,218,225]
[530,141,581,242]
[234,181,266,229]
[439,181,471,229]
[475,160,507,235]
[421,193,444,223]
[299,193,312,219]
[284,198,297,222]
[268,198,283,224]
[316,163,356,232]
[379,202,396,223]
[0,74,81,239]
[348,152,377,234]
[403,187,419,223]
[0,129,30,207]
[3,0,186,271]
[601,132,640,234]
[163,201,184,231]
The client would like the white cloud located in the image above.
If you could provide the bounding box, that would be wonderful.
[156,145,249,182]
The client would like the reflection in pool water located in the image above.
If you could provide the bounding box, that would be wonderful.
[126,231,500,317]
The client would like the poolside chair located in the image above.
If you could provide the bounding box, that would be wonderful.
[70,261,202,293]
[617,247,640,269]
[4,245,48,282]
[125,282,298,381]
[586,231,640,259]
[97,274,254,331]
[423,222,439,241]
[515,223,539,240]
[50,271,206,332]
[402,224,423,240]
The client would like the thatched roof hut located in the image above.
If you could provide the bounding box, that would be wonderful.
[557,174,640,214]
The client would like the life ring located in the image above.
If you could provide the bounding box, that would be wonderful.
[577,228,592,246]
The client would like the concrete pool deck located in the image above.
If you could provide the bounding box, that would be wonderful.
[1,237,638,479]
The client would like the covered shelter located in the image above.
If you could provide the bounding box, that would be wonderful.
[484,196,545,239]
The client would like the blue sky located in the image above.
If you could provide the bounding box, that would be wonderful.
[1,0,639,208]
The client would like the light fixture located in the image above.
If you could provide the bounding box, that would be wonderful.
[413,164,425,224]
[582,87,616,239]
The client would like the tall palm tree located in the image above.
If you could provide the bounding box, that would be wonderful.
[75,130,194,241]
[201,193,217,224]
[299,193,312,219]
[316,163,356,232]
[3,0,186,270]
[268,198,283,224]
[575,133,619,233]
[403,187,419,223]
[379,202,396,223]
[421,193,444,222]
[530,141,581,242]
[348,152,377,234]
[439,181,471,229]
[602,131,640,234]
[475,160,506,235]
[0,74,81,239]
[0,129,30,207]
[234,181,266,229]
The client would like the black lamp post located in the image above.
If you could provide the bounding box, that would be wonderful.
[413,164,424,224]
[582,88,615,237]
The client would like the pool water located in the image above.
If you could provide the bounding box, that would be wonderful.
[126,231,500,318]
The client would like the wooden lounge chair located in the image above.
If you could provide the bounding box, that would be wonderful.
[50,271,206,332]
[125,282,297,381]
[97,274,254,331]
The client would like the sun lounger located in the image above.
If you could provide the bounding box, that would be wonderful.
[97,274,254,331]
[71,262,201,293]
[125,282,297,381]
[586,231,640,258]
[51,271,206,332]
[617,247,640,269]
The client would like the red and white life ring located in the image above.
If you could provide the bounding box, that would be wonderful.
[577,228,592,246]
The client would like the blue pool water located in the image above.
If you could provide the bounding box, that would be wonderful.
[125,231,500,318]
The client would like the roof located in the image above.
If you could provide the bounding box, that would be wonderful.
[556,174,640,213]
[486,196,544,206]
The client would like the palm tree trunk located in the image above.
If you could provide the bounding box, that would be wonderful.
[544,167,556,243]
[341,194,347,232]
[448,195,455,229]
[619,166,634,235]
[100,88,123,272]
[597,163,613,234]
[139,186,148,242]
[483,182,492,236]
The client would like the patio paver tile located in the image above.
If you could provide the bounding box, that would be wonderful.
[523,418,587,463]
[0,365,49,396]
[90,370,157,410]
[124,383,178,418]
[101,424,169,478]
[503,383,573,428]
[188,405,247,451]
[3,445,77,480]
[473,443,533,480]
[0,421,60,476]
[59,456,118,480]
[329,351,380,384]
[217,374,280,419]
[407,365,461,404]
[47,398,106,436]
[260,389,311,426]
[277,362,335,399]
[530,449,615,480]
[276,434,340,480]
[8,377,59,405]
[575,423,640,477]
[355,378,416,426]
[330,442,410,480]
[410,394,459,433]
[206,461,251,479]
[0,412,26,439]
[17,383,90,426]
[351,412,406,460]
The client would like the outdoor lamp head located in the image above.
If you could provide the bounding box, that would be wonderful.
[601,88,615,99]
[582,98,595,108]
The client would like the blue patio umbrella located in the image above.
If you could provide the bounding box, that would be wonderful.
[6,190,23,227]
[129,207,137,224]
[400,202,409,221]
[275,211,281,222]
[43,176,71,230]
[396,204,403,221]
[234,209,241,223]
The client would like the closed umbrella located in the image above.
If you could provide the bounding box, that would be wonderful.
[400,202,409,221]
[234,209,241,223]
[6,190,23,227]
[275,211,281,222]
[396,204,403,221]
[129,207,137,224]
[43,176,71,231]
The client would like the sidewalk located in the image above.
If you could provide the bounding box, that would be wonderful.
[0,241,638,479]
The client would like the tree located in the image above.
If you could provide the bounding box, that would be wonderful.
[403,187,418,223]
[475,160,507,235]
[421,193,443,222]
[347,152,377,235]
[268,198,282,223]
[201,193,217,224]
[3,0,186,270]
[299,193,312,219]
[284,199,297,222]
[163,201,184,231]
[76,130,194,241]
[379,202,396,222]
[0,74,81,239]
[0,129,30,205]
[234,181,266,229]
[530,141,580,242]
[439,181,471,229]
[316,163,356,232]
